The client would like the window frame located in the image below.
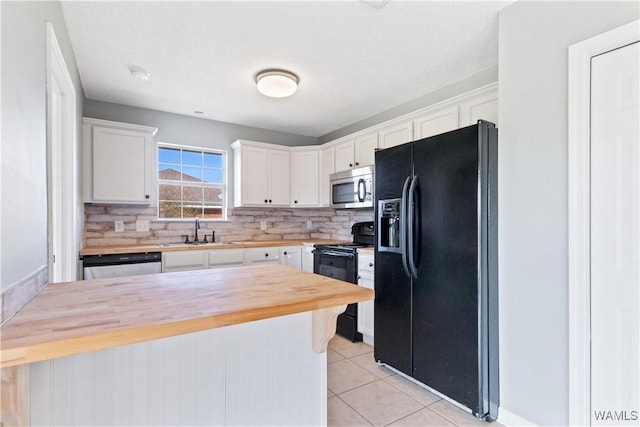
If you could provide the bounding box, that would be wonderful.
[156,142,228,221]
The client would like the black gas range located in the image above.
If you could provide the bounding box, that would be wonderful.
[313,221,374,342]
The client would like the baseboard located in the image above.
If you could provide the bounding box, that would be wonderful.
[498,406,537,426]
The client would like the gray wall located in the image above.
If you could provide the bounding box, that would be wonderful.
[1,1,83,289]
[498,2,638,425]
[318,66,498,143]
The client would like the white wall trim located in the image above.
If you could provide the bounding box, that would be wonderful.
[497,406,537,427]
[46,23,78,282]
[567,19,639,427]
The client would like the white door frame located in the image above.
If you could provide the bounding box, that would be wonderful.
[46,23,78,282]
[568,20,639,426]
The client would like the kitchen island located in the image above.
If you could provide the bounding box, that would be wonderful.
[0,264,374,426]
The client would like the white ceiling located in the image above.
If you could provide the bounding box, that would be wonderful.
[60,1,507,138]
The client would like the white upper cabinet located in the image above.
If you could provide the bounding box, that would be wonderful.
[413,106,459,140]
[354,132,378,167]
[379,121,414,149]
[459,91,499,127]
[333,131,378,173]
[291,149,320,207]
[232,140,291,207]
[334,139,355,172]
[320,145,335,206]
[83,118,157,204]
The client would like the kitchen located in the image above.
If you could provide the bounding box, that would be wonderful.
[2,1,639,427]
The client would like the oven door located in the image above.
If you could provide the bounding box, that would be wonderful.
[313,249,357,283]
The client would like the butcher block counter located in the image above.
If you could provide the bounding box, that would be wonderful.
[1,264,373,367]
[1,264,374,427]
[79,238,344,256]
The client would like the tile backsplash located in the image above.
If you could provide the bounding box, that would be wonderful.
[83,205,374,247]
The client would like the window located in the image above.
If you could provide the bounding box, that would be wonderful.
[157,143,226,220]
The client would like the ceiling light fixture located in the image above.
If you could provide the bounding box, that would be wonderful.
[129,66,150,81]
[255,69,299,98]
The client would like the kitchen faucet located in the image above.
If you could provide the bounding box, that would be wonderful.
[194,217,200,242]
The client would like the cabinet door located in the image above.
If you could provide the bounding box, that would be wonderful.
[162,250,207,272]
[413,106,459,140]
[291,150,320,207]
[379,121,413,149]
[241,146,269,205]
[92,126,151,202]
[334,139,355,172]
[354,132,378,167]
[280,246,302,270]
[301,246,315,273]
[459,92,498,127]
[208,249,245,269]
[320,146,335,206]
[357,254,375,340]
[268,149,291,206]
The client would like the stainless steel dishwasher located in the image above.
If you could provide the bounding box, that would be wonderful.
[82,252,162,280]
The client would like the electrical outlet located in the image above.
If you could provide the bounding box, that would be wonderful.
[114,220,124,232]
[260,220,267,231]
[307,220,312,229]
[136,220,150,232]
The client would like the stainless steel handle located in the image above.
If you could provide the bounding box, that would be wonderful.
[408,175,418,278]
[400,176,412,277]
[357,179,366,202]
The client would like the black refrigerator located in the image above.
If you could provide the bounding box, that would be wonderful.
[374,121,499,421]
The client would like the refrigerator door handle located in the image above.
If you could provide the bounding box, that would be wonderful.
[400,176,412,277]
[407,175,419,278]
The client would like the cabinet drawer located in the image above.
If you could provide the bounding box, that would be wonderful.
[249,247,281,263]
[208,249,244,267]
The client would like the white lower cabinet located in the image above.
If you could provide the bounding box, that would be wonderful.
[280,246,302,270]
[357,252,374,345]
[162,250,207,273]
[208,249,244,269]
[246,247,281,265]
[302,244,315,273]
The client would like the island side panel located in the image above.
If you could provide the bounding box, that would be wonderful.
[226,311,325,426]
[28,311,325,426]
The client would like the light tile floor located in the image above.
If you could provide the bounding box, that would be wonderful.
[327,335,502,427]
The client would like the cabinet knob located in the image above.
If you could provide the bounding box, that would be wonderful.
[145,194,150,199]
[269,199,272,203]
[265,253,269,257]
[349,163,353,167]
[284,251,288,255]
[294,200,298,204]
[356,162,360,166]
[264,199,268,203]
[369,262,374,267]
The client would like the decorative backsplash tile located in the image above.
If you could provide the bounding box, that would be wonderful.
[83,205,374,247]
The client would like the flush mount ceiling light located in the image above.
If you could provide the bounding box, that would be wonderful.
[255,69,299,98]
[129,66,150,81]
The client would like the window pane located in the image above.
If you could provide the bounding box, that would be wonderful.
[203,169,223,184]
[183,206,203,218]
[159,184,182,201]
[159,201,182,218]
[159,148,181,164]
[204,153,222,168]
[203,207,223,219]
[204,187,223,202]
[182,166,202,182]
[183,150,202,166]
[183,185,203,202]
[158,164,182,180]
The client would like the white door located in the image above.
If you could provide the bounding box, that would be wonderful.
[354,132,378,167]
[590,41,639,425]
[267,149,291,206]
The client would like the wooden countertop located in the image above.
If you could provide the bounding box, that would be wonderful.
[79,239,345,256]
[0,265,374,368]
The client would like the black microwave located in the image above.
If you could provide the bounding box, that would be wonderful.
[330,165,374,209]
